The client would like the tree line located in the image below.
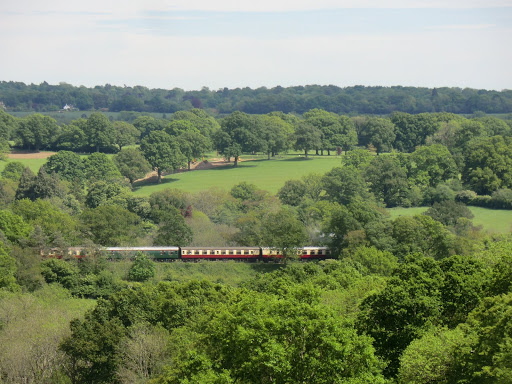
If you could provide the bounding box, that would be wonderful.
[2,81,512,114]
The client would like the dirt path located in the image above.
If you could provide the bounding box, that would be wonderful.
[8,151,56,159]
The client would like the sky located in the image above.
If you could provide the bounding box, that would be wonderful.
[1,0,511,91]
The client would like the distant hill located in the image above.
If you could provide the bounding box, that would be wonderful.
[1,81,511,115]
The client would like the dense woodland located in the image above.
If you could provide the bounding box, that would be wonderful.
[1,81,512,115]
[0,104,512,383]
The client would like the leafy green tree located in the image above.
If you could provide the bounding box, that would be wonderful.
[80,205,144,246]
[257,114,293,159]
[391,112,440,152]
[302,109,358,155]
[322,166,372,205]
[133,115,165,139]
[215,112,262,166]
[113,148,152,186]
[408,144,458,189]
[15,114,58,151]
[127,252,155,282]
[153,207,193,246]
[12,198,79,245]
[424,200,474,227]
[462,136,512,194]
[85,181,130,209]
[40,258,78,288]
[82,152,123,183]
[170,108,220,138]
[391,215,454,260]
[113,121,140,151]
[0,209,32,243]
[177,129,211,170]
[439,255,490,327]
[0,243,19,292]
[83,112,116,152]
[341,148,374,168]
[489,253,512,296]
[293,121,322,158]
[348,246,398,276]
[25,167,66,201]
[397,327,469,384]
[260,208,307,261]
[365,155,410,207]
[149,189,188,223]
[60,311,126,384]
[360,117,396,154]
[43,150,85,185]
[55,118,88,151]
[277,179,308,206]
[1,161,25,181]
[140,131,186,183]
[14,167,35,200]
[357,255,444,377]
[181,291,385,384]
[0,109,18,141]
[452,293,512,383]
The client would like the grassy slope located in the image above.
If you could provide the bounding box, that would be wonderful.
[388,206,512,233]
[133,155,342,195]
[107,260,282,287]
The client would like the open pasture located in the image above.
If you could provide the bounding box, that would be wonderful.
[133,155,343,195]
[0,151,56,173]
[388,206,512,233]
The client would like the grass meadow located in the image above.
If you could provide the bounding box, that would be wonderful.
[0,155,51,173]
[133,154,343,195]
[388,206,512,233]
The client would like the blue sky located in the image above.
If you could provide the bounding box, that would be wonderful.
[1,0,511,90]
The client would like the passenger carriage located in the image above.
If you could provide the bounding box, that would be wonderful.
[104,246,180,261]
[180,247,261,261]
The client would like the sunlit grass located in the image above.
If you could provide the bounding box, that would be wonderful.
[387,206,512,233]
[133,154,343,195]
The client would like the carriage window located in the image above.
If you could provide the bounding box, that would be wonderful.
[229,250,235,255]
[221,250,226,255]
[318,250,323,255]
[303,250,308,255]
[310,250,316,255]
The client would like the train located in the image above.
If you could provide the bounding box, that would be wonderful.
[63,246,333,262]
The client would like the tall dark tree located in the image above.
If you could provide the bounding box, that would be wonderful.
[140,131,186,183]
[359,117,396,154]
[293,121,322,159]
[84,112,116,152]
[15,114,58,151]
[113,148,152,186]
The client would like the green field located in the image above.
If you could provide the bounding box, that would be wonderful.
[0,155,51,173]
[133,155,343,195]
[388,206,512,233]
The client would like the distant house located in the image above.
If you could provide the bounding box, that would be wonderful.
[61,104,78,112]
[0,101,5,110]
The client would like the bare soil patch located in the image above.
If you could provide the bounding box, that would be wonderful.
[8,150,56,159]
